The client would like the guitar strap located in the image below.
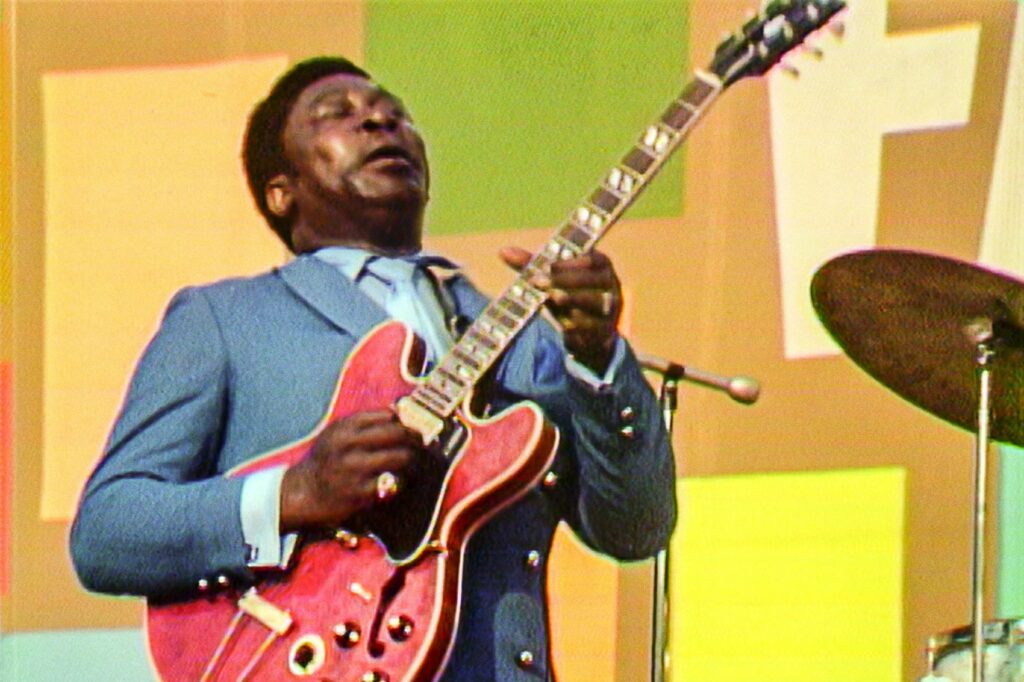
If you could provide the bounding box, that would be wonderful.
[423,264,469,341]
[424,264,501,417]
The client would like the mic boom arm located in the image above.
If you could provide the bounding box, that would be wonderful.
[636,352,761,405]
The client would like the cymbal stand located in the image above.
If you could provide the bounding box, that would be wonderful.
[967,321,995,682]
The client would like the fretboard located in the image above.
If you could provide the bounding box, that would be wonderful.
[412,70,724,419]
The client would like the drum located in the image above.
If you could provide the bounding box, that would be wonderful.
[921,619,1024,681]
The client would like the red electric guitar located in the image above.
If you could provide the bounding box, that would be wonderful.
[146,2,846,680]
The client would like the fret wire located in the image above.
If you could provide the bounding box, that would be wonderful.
[442,360,475,383]
[419,379,455,402]
[435,366,467,388]
[640,124,677,156]
[623,146,656,175]
[576,203,609,234]
[484,309,518,332]
[511,280,546,308]
[465,329,499,351]
[661,101,695,131]
[598,181,626,200]
[497,296,528,318]
[412,385,452,412]
[562,223,595,250]
[465,336,498,356]
[450,348,483,372]
[552,235,583,257]
[563,217,595,239]
[612,164,643,184]
[680,76,716,108]
[589,186,622,213]
[459,344,494,367]
[436,360,475,387]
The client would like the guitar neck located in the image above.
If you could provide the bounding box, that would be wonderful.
[412,70,725,418]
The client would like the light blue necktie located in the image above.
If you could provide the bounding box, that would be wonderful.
[364,257,454,363]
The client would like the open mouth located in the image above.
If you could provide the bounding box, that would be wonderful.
[364,145,418,171]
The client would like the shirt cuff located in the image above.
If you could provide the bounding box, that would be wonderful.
[240,465,298,570]
[564,335,626,392]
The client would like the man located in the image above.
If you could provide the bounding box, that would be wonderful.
[71,56,676,680]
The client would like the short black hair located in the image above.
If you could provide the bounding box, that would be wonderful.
[242,56,371,251]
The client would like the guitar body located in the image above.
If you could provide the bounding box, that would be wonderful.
[146,321,559,682]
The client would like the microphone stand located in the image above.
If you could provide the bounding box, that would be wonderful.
[639,353,760,682]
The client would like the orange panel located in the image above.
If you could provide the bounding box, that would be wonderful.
[0,361,11,597]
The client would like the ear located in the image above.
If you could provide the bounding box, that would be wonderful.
[265,174,294,218]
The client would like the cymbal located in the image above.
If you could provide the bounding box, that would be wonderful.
[811,249,1024,446]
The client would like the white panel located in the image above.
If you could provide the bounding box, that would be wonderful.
[770,3,980,359]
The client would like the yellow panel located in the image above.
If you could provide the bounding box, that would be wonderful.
[671,468,904,682]
[41,57,289,520]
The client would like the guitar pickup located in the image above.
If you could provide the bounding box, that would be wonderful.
[395,396,445,445]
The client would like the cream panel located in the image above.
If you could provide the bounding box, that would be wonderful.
[770,3,980,358]
[42,57,289,520]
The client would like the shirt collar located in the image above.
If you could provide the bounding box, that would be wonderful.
[312,245,460,282]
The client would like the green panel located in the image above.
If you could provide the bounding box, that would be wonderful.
[366,0,689,236]
[998,444,1024,616]
[0,629,155,681]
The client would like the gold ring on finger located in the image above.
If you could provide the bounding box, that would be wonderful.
[376,471,399,500]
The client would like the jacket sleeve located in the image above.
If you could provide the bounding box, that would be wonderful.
[497,319,678,561]
[69,287,253,598]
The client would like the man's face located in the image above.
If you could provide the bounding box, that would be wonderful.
[281,73,428,215]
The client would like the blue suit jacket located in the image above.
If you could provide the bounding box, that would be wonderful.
[70,254,676,681]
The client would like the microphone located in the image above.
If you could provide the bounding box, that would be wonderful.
[637,352,761,405]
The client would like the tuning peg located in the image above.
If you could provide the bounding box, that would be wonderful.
[778,62,800,78]
[804,44,824,59]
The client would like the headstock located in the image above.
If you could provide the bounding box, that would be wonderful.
[710,0,847,86]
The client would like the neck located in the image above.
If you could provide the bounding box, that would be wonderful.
[291,202,423,256]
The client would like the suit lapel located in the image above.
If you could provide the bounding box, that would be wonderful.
[279,254,494,346]
[277,254,388,340]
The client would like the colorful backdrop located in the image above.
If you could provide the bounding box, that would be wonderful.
[1,1,1022,680]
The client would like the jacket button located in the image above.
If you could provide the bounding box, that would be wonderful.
[620,406,635,421]
[542,471,558,488]
[619,425,636,439]
[525,550,542,570]
[516,650,535,669]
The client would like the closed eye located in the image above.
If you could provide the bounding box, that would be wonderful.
[314,104,353,120]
